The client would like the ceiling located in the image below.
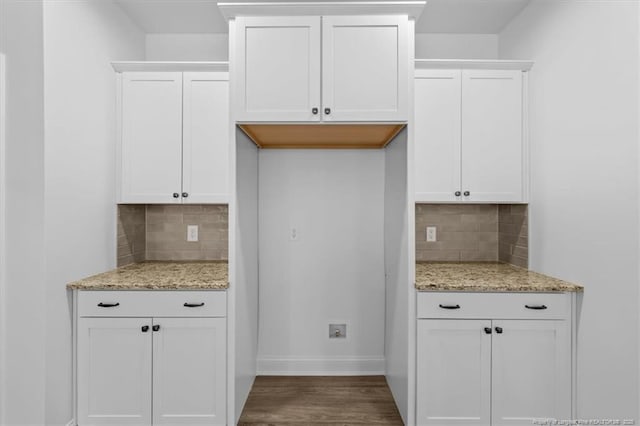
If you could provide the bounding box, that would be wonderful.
[115,0,531,34]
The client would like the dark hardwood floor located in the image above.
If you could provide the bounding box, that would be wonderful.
[238,376,404,426]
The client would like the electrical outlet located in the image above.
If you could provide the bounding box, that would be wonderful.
[426,226,437,242]
[187,225,199,242]
[329,324,346,338]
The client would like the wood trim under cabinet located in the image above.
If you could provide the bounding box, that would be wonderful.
[238,123,406,149]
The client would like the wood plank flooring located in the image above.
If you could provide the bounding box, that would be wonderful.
[238,376,404,426]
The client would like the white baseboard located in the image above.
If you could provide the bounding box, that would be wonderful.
[257,356,385,375]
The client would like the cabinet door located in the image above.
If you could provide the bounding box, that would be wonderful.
[152,318,227,425]
[417,320,491,426]
[182,72,229,204]
[461,70,523,202]
[414,70,462,202]
[77,318,152,425]
[120,72,183,204]
[236,16,321,122]
[491,320,571,425]
[322,15,408,122]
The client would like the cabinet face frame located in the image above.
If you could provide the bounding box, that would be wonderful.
[235,16,322,122]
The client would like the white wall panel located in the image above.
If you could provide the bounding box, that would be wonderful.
[43,2,145,424]
[258,149,386,374]
[500,0,639,419]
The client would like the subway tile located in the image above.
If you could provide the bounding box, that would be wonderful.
[146,223,164,233]
[460,250,496,262]
[477,232,498,243]
[117,254,135,267]
[512,245,528,259]
[510,256,528,268]
[441,240,479,250]
[479,241,499,255]
[202,204,228,213]
[202,240,228,250]
[416,249,460,262]
[478,222,498,232]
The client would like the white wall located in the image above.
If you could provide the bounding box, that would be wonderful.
[0,1,47,424]
[500,1,639,420]
[415,33,498,59]
[145,32,496,62]
[0,51,5,426]
[146,33,229,61]
[257,150,386,374]
[43,2,144,424]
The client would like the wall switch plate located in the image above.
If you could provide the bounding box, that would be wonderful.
[426,226,437,242]
[187,225,199,242]
[290,227,299,241]
[329,324,346,338]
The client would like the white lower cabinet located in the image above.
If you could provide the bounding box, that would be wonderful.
[75,291,227,426]
[416,292,573,426]
[78,317,153,425]
[152,318,227,425]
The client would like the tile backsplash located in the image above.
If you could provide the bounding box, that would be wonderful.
[117,205,146,266]
[498,204,528,268]
[118,204,228,266]
[416,204,528,266]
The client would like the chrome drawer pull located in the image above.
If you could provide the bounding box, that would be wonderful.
[97,302,120,308]
[439,304,460,310]
[525,304,548,310]
[184,302,205,308]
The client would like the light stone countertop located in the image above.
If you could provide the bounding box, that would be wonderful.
[416,262,583,292]
[67,261,228,290]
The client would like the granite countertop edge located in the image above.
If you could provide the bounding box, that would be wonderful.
[415,261,583,293]
[67,261,229,291]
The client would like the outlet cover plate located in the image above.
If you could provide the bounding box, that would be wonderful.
[329,324,346,338]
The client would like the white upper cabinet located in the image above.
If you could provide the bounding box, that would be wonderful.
[414,70,461,202]
[322,16,408,121]
[182,72,230,204]
[415,62,531,203]
[117,66,229,204]
[235,15,409,122]
[461,70,523,203]
[121,72,183,204]
[236,17,321,122]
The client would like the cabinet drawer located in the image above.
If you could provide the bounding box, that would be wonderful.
[417,292,571,320]
[78,291,226,317]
